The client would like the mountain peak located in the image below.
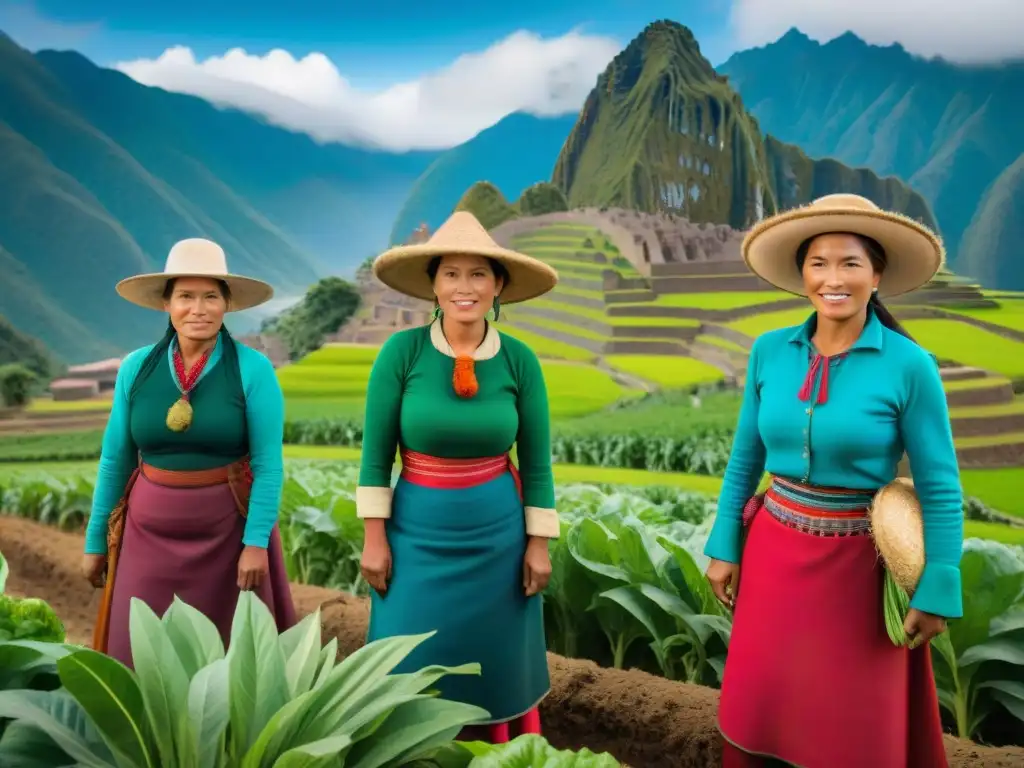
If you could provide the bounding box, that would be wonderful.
[777,27,814,47]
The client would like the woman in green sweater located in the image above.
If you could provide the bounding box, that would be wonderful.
[81,238,296,667]
[357,211,560,743]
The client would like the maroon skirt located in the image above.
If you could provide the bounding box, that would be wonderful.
[719,478,948,768]
[99,463,296,668]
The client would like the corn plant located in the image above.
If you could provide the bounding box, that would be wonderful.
[0,592,489,767]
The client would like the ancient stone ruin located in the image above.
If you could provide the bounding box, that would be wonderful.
[330,223,434,345]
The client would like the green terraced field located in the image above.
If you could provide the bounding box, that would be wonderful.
[603,355,725,388]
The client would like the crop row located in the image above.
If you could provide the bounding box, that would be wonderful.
[1,465,1022,745]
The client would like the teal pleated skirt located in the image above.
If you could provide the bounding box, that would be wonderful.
[366,471,550,723]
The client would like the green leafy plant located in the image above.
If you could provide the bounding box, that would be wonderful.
[929,539,1024,741]
[0,591,490,767]
[0,550,65,644]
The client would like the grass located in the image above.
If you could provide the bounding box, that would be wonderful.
[725,308,810,337]
[604,355,725,388]
[901,319,1024,379]
[944,299,1024,333]
[642,291,795,310]
[964,520,1024,546]
[517,300,700,328]
[541,360,640,417]
[25,396,113,413]
[496,325,596,362]
[961,467,1024,518]
[556,389,743,435]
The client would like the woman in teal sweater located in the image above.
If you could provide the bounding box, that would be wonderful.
[81,238,296,667]
[357,211,560,743]
[705,195,963,768]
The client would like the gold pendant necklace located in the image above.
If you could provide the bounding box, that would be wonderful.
[166,397,194,432]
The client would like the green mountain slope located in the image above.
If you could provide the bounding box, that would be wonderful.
[718,28,1024,286]
[0,33,437,361]
[959,153,1024,290]
[389,112,577,245]
[552,21,935,230]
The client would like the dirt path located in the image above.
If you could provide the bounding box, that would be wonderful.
[2,516,1020,768]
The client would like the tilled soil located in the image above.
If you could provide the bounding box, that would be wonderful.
[2,516,1021,768]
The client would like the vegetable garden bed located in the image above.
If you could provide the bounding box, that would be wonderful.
[2,516,1022,768]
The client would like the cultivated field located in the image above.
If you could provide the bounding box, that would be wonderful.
[2,460,1023,765]
[2,211,1024,763]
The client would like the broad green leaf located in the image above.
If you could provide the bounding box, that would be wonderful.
[0,550,8,593]
[340,664,482,740]
[289,632,439,738]
[985,681,1024,723]
[311,637,339,691]
[0,689,115,768]
[56,648,156,768]
[345,698,490,768]
[273,733,353,768]
[161,597,226,678]
[129,598,196,767]
[568,520,629,584]
[958,637,1024,668]
[402,741,477,768]
[596,586,667,645]
[226,592,290,757]
[951,540,1024,653]
[0,719,78,767]
[278,609,324,697]
[187,659,231,768]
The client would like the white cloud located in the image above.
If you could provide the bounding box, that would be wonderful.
[114,30,620,152]
[729,0,1024,63]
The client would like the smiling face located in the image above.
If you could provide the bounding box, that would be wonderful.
[163,276,230,343]
[799,233,883,323]
[432,254,504,324]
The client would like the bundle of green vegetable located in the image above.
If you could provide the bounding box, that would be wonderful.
[868,480,926,647]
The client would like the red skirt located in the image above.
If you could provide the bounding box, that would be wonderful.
[718,478,948,768]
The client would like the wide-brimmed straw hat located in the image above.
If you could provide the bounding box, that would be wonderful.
[116,238,274,312]
[373,211,558,304]
[743,194,945,298]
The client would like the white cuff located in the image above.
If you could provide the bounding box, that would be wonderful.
[356,486,393,519]
[525,506,560,538]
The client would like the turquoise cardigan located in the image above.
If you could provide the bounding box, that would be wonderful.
[83,335,285,555]
[704,308,965,619]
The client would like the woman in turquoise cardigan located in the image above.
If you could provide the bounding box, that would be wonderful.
[357,211,561,743]
[81,238,296,667]
[705,195,963,767]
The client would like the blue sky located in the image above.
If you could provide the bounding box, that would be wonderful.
[0,0,735,84]
[2,0,1020,152]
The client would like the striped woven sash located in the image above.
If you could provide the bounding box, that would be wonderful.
[762,476,874,537]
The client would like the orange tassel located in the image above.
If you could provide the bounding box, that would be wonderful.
[453,356,479,398]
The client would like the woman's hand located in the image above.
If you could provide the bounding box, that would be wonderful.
[904,608,947,648]
[237,546,269,591]
[81,554,107,588]
[361,523,392,596]
[523,537,552,597]
[706,558,740,609]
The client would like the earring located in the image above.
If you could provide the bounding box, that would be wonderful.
[492,295,501,322]
[432,302,442,320]
[873,287,879,293]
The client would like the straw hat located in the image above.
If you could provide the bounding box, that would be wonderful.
[373,211,558,304]
[743,194,945,298]
[869,477,925,594]
[116,238,274,311]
